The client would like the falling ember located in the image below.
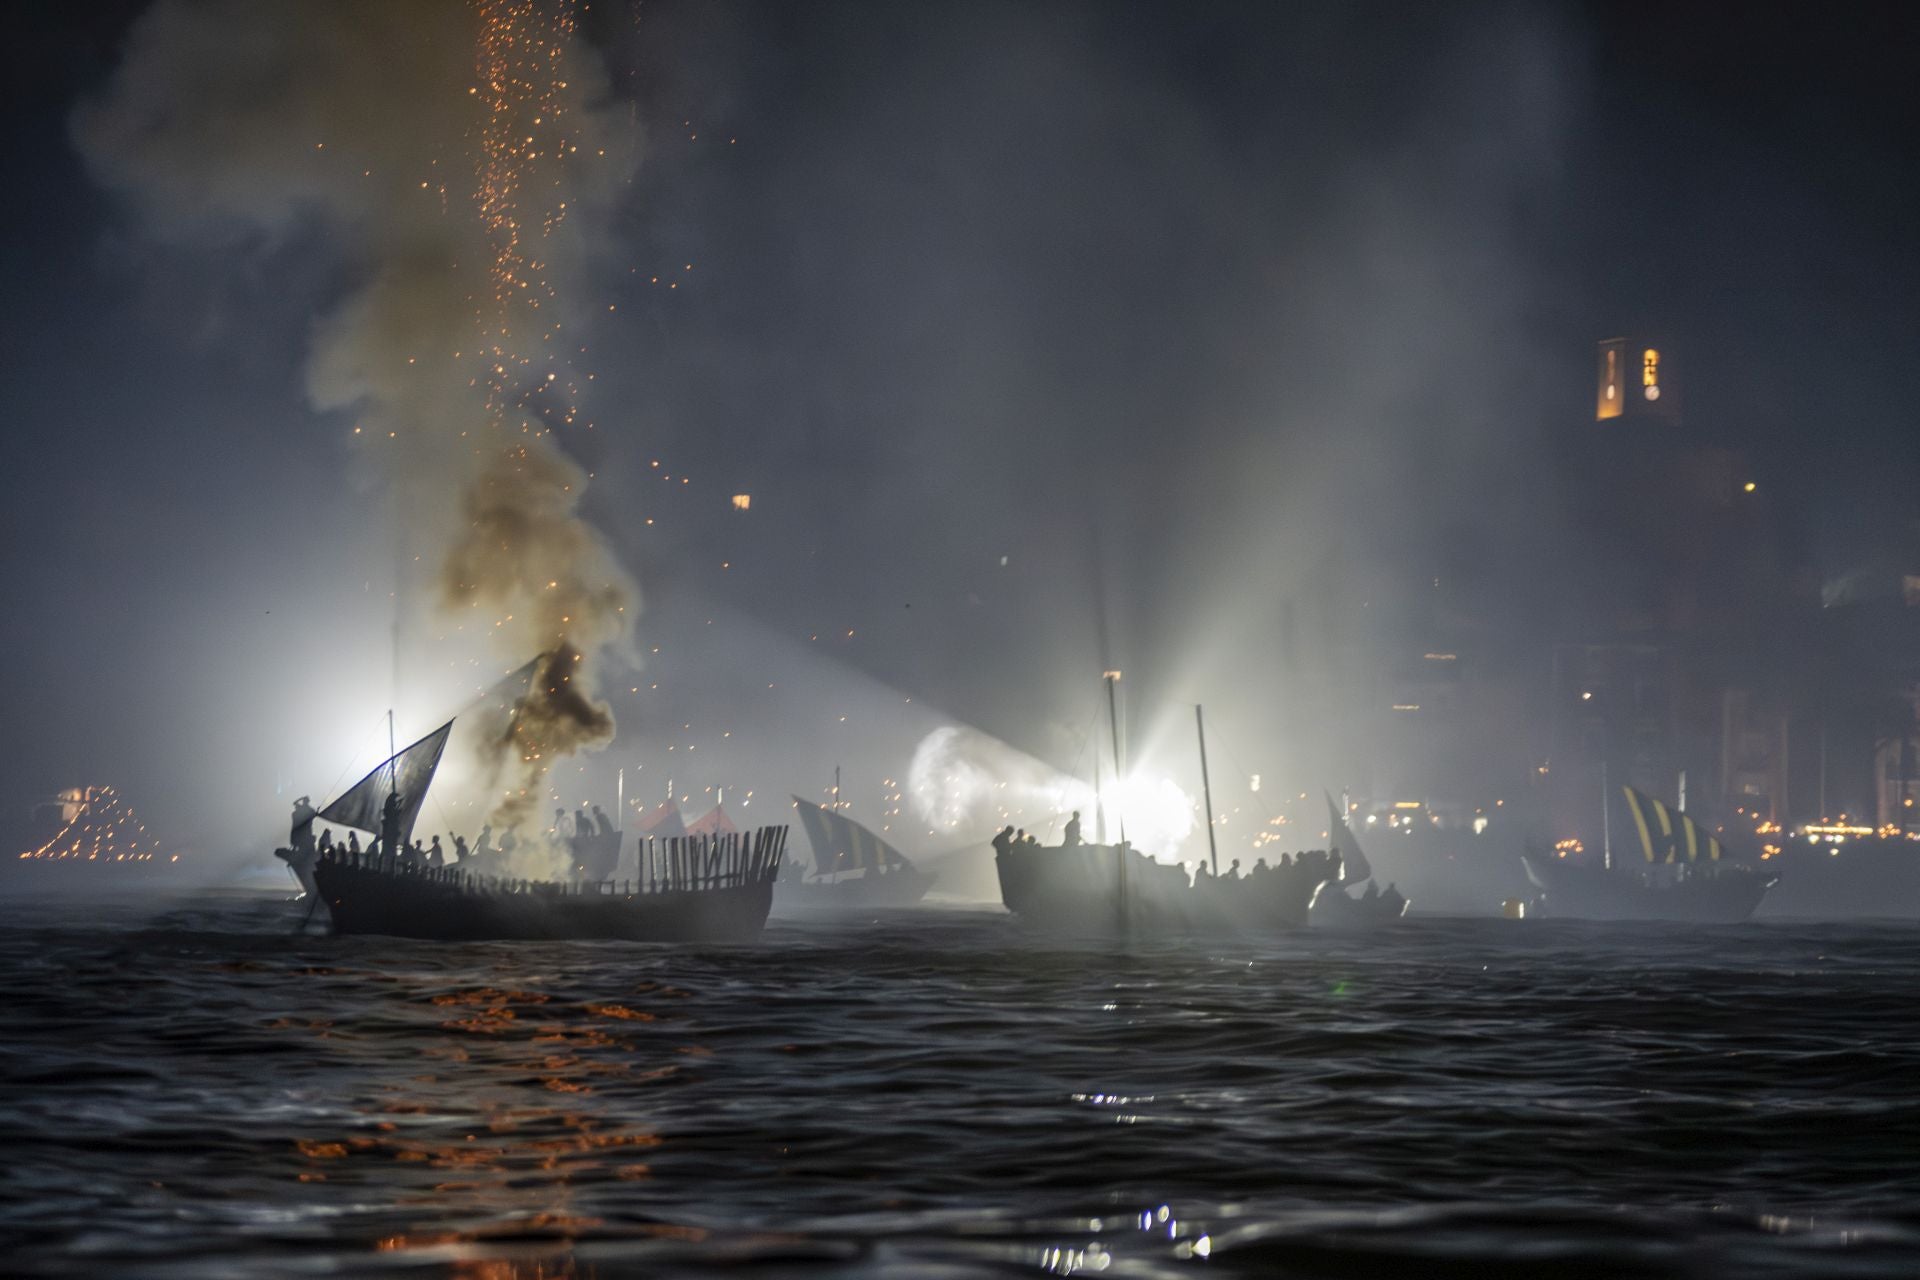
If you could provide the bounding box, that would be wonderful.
[447,0,637,824]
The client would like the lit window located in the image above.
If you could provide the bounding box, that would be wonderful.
[730,494,751,511]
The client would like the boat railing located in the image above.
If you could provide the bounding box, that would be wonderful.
[319,825,789,897]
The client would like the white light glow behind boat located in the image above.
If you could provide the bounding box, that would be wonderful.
[907,725,1196,859]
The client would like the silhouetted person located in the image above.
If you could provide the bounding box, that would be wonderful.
[346,831,361,857]
[379,790,404,866]
[317,829,334,856]
[428,834,445,867]
[1014,828,1028,847]
[991,825,1015,857]
[289,796,318,856]
[1254,857,1269,874]
[1063,810,1083,847]
[276,802,320,892]
[592,804,614,836]
[1363,880,1380,901]
[553,808,571,839]
[474,824,493,859]
[575,806,593,839]
[1227,858,1241,880]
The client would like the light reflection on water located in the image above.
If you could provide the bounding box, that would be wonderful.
[3,893,1920,1276]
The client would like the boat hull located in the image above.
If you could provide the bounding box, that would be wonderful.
[312,857,773,942]
[776,865,935,913]
[996,844,1329,934]
[1522,855,1776,923]
[1310,884,1411,929]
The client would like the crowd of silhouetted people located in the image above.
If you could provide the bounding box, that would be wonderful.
[988,808,1402,907]
[280,795,619,877]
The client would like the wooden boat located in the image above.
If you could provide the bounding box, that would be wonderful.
[313,828,786,942]
[1311,791,1411,928]
[287,716,787,942]
[1521,782,1777,923]
[993,692,1331,935]
[1521,853,1774,922]
[782,797,935,911]
[996,839,1332,933]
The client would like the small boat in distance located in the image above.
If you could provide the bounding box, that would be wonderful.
[1522,783,1777,923]
[783,797,935,911]
[291,713,787,942]
[1311,791,1411,928]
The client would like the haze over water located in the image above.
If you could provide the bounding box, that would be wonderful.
[5,896,1919,1278]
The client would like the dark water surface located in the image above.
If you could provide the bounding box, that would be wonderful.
[3,893,1919,1278]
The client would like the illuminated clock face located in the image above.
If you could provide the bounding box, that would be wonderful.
[1645,385,1660,401]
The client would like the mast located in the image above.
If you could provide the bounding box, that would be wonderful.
[1093,752,1106,844]
[1103,671,1125,844]
[1104,670,1127,933]
[617,766,625,831]
[1601,758,1612,872]
[1196,704,1219,878]
[1818,721,1828,819]
[381,707,402,854]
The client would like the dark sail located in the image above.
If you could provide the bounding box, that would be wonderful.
[1325,790,1373,882]
[792,797,908,877]
[319,721,453,848]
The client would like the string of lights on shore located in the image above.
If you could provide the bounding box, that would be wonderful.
[17,787,180,865]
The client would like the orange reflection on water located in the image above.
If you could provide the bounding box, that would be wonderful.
[582,1002,654,1022]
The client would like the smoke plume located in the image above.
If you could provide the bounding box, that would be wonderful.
[76,0,641,823]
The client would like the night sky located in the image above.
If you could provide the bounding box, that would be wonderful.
[2,1,1916,863]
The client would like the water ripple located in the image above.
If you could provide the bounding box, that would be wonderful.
[3,894,1920,1275]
